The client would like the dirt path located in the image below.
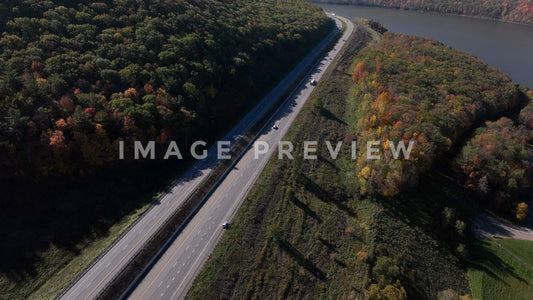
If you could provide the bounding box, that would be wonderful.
[472,212,533,242]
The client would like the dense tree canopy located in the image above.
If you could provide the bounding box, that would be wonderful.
[457,117,531,209]
[455,89,533,215]
[312,0,533,24]
[0,0,333,178]
[349,33,522,197]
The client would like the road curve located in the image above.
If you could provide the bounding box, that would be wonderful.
[126,15,354,300]
[58,15,348,300]
[473,212,533,242]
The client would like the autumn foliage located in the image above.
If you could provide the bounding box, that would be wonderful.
[350,33,522,197]
[0,0,333,178]
[456,117,531,210]
[516,202,529,221]
[352,61,368,83]
[313,0,533,24]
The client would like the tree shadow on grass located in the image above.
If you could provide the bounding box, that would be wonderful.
[288,194,322,223]
[318,237,336,252]
[468,238,529,285]
[278,239,327,281]
[296,173,357,218]
[378,171,474,247]
[318,107,347,125]
[0,160,181,281]
[317,155,340,173]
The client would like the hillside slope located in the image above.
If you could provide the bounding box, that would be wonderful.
[0,0,333,178]
[312,0,533,24]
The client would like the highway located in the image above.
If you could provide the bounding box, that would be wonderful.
[58,14,349,300]
[126,15,354,300]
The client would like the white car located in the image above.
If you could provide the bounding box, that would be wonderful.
[222,222,230,229]
[273,124,279,130]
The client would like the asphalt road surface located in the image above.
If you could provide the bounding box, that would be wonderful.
[59,15,350,300]
[126,15,354,300]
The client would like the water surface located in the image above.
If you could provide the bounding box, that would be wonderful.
[318,4,533,89]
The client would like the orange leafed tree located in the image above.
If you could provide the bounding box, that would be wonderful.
[59,96,75,113]
[55,118,68,130]
[352,61,367,83]
[517,202,528,221]
[49,130,65,147]
[124,88,138,99]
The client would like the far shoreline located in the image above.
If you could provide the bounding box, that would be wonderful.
[312,2,533,27]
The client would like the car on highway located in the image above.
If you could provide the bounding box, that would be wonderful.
[310,79,318,86]
[273,124,279,130]
[222,222,230,229]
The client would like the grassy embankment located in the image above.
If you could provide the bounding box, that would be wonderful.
[1,167,174,300]
[469,238,533,300]
[187,19,474,299]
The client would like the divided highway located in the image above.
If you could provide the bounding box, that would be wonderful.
[126,15,354,300]
[59,15,350,300]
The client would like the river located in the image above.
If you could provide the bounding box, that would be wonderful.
[317,4,533,89]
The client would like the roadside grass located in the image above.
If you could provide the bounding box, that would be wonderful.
[27,200,153,300]
[0,163,179,300]
[468,238,533,300]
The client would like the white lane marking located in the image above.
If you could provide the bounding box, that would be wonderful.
[158,281,162,287]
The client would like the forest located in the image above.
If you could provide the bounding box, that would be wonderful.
[0,1,334,298]
[0,0,333,178]
[350,32,532,216]
[312,0,533,24]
